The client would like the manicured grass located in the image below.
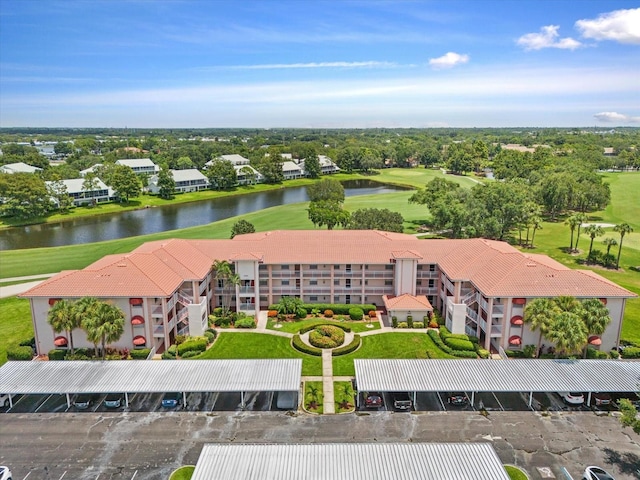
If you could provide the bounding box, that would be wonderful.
[371,167,482,189]
[332,332,455,376]
[169,466,195,480]
[267,318,381,334]
[0,297,34,365]
[194,332,322,376]
[504,465,528,480]
[304,381,324,414]
[334,381,356,413]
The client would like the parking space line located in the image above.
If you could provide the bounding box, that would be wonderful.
[436,392,446,411]
[131,470,138,479]
[58,471,67,479]
[492,392,504,411]
[21,472,31,480]
[34,394,53,413]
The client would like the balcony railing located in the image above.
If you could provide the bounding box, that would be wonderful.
[151,305,164,317]
[333,270,362,277]
[302,271,332,278]
[416,287,438,295]
[238,302,256,311]
[492,305,504,317]
[461,291,477,306]
[239,286,255,294]
[153,325,164,337]
[490,325,502,336]
[416,270,439,279]
[466,307,478,322]
[270,271,299,278]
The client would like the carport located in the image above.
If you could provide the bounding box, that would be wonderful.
[0,359,301,410]
[355,359,640,409]
[191,443,510,480]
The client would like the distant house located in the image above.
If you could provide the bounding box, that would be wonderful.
[115,158,159,175]
[148,169,209,194]
[46,178,113,206]
[0,162,42,174]
[205,154,251,167]
[603,147,616,156]
[79,164,103,177]
[234,165,264,185]
[297,155,340,176]
[282,161,304,180]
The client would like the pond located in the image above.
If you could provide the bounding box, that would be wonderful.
[0,179,409,250]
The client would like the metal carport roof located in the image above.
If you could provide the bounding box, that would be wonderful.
[355,359,640,393]
[191,443,510,480]
[0,359,301,394]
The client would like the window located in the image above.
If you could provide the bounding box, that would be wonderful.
[334,296,340,302]
[282,280,289,286]
[310,296,318,301]
[417,265,423,271]
[281,265,289,270]
[310,265,317,270]
[385,280,392,286]
[345,295,351,304]
[429,279,435,288]
[346,264,352,272]
[364,280,368,286]
[310,280,318,286]
[430,264,436,272]
[365,265,368,270]
[217,279,224,288]
[334,279,339,286]
[259,280,268,286]
[345,279,351,288]
[385,265,393,270]
[417,280,422,286]
[334,265,340,270]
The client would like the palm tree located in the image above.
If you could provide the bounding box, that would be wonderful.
[573,213,588,252]
[584,224,604,260]
[82,302,125,360]
[553,295,581,314]
[212,259,234,317]
[524,298,558,357]
[47,299,78,354]
[613,223,633,269]
[580,299,611,358]
[75,297,101,357]
[530,215,543,248]
[545,311,588,358]
[564,215,580,253]
[602,237,618,268]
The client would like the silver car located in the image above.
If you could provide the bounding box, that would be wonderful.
[583,466,615,480]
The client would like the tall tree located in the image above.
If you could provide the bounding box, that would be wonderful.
[308,200,350,230]
[82,302,125,360]
[348,208,404,233]
[529,215,543,248]
[231,219,255,238]
[212,260,238,316]
[602,237,618,268]
[301,146,321,178]
[564,214,580,253]
[47,300,79,354]
[580,299,611,358]
[0,172,52,219]
[82,172,101,201]
[75,297,101,357]
[307,178,345,203]
[109,164,142,203]
[545,311,588,358]
[157,168,176,200]
[573,213,588,252]
[47,179,73,212]
[553,295,581,314]
[206,158,237,190]
[255,155,284,184]
[524,298,558,357]
[584,224,605,259]
[613,223,633,269]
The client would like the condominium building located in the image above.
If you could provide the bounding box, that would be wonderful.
[22,230,634,356]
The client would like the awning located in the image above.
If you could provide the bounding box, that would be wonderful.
[48,298,62,306]
[510,315,523,326]
[53,336,68,347]
[131,315,145,325]
[599,298,607,305]
[129,298,143,306]
[508,335,522,346]
[588,336,602,346]
[512,298,526,305]
[132,335,146,346]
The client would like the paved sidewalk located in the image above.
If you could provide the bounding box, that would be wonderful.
[322,350,335,414]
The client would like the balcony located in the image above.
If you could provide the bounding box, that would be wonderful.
[239,286,255,294]
[270,271,299,278]
[416,270,439,279]
[333,270,362,277]
[490,325,502,337]
[153,325,164,337]
[466,307,478,322]
[151,305,164,317]
[491,305,504,317]
[302,271,332,278]
[238,302,256,311]
[363,270,394,278]
[416,287,438,295]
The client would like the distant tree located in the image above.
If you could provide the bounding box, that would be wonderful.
[529,214,543,248]
[206,158,237,189]
[416,144,441,168]
[175,156,194,170]
[308,200,350,230]
[239,166,257,185]
[336,147,358,173]
[584,224,604,260]
[157,168,176,200]
[81,172,101,201]
[301,146,321,178]
[613,223,633,269]
[564,214,580,253]
[408,177,460,208]
[348,208,404,233]
[573,213,588,252]
[54,142,74,156]
[445,142,474,174]
[108,164,142,203]
[536,172,573,220]
[602,237,617,267]
[307,178,345,203]
[255,156,284,184]
[0,172,52,219]
[358,148,382,173]
[231,219,255,238]
[47,179,73,212]
[472,139,488,173]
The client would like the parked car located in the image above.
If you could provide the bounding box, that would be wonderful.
[161,392,182,408]
[391,392,412,411]
[0,394,10,408]
[73,394,92,409]
[447,392,469,406]
[591,392,611,407]
[103,393,123,409]
[0,465,12,480]
[558,392,585,405]
[582,466,615,480]
[364,392,384,409]
[276,391,296,410]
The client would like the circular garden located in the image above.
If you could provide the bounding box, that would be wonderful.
[308,325,345,349]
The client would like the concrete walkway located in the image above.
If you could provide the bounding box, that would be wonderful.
[322,350,335,414]
[0,273,58,299]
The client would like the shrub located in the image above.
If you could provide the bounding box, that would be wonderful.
[235,317,256,329]
[292,335,323,356]
[468,336,479,344]
[308,325,345,349]
[439,326,451,338]
[397,322,408,328]
[428,320,439,328]
[423,316,429,323]
[332,335,361,356]
[267,310,278,318]
[444,337,476,352]
[504,349,527,358]
[324,309,334,318]
[47,348,67,360]
[180,351,200,358]
[348,307,364,320]
[130,348,151,359]
[269,303,377,316]
[450,350,478,358]
[406,316,414,328]
[167,344,177,355]
[477,348,490,359]
[413,321,424,329]
[391,316,398,328]
[7,345,34,361]
[428,330,452,354]
[65,353,91,360]
[213,316,232,327]
[204,331,216,343]
[299,322,351,334]
[175,334,187,345]
[295,307,307,319]
[609,349,620,359]
[523,344,536,358]
[177,338,208,355]
[19,337,35,348]
[161,352,176,360]
[622,347,640,359]
[368,310,376,318]
[213,307,223,316]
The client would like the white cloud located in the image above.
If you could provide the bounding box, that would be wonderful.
[428,52,469,69]
[223,61,400,70]
[594,112,640,123]
[517,25,582,50]
[576,8,640,45]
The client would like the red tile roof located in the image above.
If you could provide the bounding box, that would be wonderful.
[383,294,433,310]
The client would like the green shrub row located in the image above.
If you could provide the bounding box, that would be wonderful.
[504,349,527,358]
[332,335,361,356]
[177,337,208,355]
[48,349,67,360]
[291,335,323,356]
[477,348,490,359]
[348,307,364,320]
[269,303,376,316]
[19,337,35,348]
[130,348,151,359]
[585,347,609,359]
[7,345,34,361]
[235,317,256,329]
[180,351,200,358]
[427,330,478,358]
[443,336,476,352]
[299,322,351,334]
[621,347,640,359]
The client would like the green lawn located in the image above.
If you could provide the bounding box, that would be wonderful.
[504,465,528,480]
[195,332,322,376]
[169,466,195,480]
[267,318,381,334]
[0,297,34,365]
[371,167,482,189]
[332,332,455,376]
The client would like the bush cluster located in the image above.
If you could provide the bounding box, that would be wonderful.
[397,322,408,328]
[180,351,200,358]
[443,337,476,352]
[348,307,364,320]
[308,325,345,349]
[267,310,278,318]
[177,337,208,355]
[428,320,439,328]
[585,347,609,359]
[7,345,34,361]
[19,337,35,348]
[65,353,91,360]
[427,330,478,358]
[412,321,425,329]
[477,348,490,359]
[48,349,67,360]
[204,330,217,343]
[332,335,361,356]
[621,347,640,359]
[235,317,256,329]
[299,322,351,334]
[130,348,151,359]
[609,349,620,359]
[269,303,376,316]
[504,349,527,358]
[292,334,323,356]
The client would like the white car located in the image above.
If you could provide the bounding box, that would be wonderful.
[582,466,615,480]
[0,465,12,480]
[558,392,585,405]
[0,394,10,408]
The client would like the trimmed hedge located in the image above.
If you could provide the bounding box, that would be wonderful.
[413,321,424,329]
[621,347,640,359]
[180,351,200,358]
[48,348,67,360]
[504,349,527,358]
[477,348,490,359]
[130,348,151,359]
[427,330,478,358]
[7,345,33,361]
[269,303,376,316]
[235,317,256,329]
[299,322,351,334]
[407,316,414,328]
[391,316,398,328]
[309,325,345,349]
[348,307,364,321]
[161,352,176,359]
[444,337,476,352]
[177,338,208,355]
[609,349,620,359]
[332,335,361,356]
[397,322,408,328]
[19,337,35,348]
[292,334,323,356]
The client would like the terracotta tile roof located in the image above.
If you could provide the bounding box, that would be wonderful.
[383,294,433,310]
[391,250,423,259]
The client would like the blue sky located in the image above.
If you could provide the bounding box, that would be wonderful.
[0,0,638,128]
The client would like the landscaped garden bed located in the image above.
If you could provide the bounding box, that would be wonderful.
[303,381,324,414]
[334,381,355,413]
